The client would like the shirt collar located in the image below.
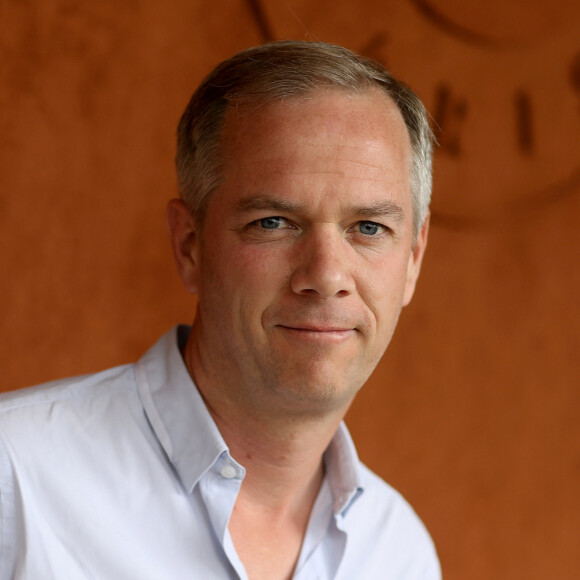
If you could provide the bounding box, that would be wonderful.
[325,423,365,517]
[135,325,365,512]
[135,325,228,492]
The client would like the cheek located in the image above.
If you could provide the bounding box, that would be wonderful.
[202,243,290,313]
[359,255,411,319]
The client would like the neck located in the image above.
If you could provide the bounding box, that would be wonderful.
[214,406,335,510]
[183,328,350,511]
[183,325,354,579]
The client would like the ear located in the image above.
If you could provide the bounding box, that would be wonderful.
[166,198,200,295]
[402,213,429,307]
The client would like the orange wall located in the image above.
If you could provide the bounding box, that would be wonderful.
[1,2,579,578]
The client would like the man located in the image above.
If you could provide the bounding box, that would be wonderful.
[0,41,439,579]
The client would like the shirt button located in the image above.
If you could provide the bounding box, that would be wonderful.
[220,464,238,479]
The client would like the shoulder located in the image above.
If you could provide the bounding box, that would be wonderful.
[0,363,146,500]
[0,364,137,444]
[0,364,135,412]
[341,463,441,579]
[0,364,139,577]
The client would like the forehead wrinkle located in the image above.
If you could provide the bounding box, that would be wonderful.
[259,148,388,182]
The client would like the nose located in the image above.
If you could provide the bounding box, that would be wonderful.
[290,227,354,298]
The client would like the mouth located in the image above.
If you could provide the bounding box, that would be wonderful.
[276,325,357,343]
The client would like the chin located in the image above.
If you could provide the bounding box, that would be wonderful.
[271,372,362,413]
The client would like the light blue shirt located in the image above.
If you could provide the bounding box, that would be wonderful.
[0,326,440,579]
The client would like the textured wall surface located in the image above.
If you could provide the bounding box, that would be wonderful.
[1,1,579,578]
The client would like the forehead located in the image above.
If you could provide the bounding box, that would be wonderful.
[221,87,410,156]
[211,88,413,215]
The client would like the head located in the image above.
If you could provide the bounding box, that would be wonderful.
[176,40,433,242]
[169,42,432,420]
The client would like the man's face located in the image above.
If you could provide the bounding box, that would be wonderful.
[185,88,428,417]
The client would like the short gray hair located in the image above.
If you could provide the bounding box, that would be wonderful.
[176,40,433,240]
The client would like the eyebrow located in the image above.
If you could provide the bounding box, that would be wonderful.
[346,200,405,222]
[233,195,406,222]
[233,195,302,215]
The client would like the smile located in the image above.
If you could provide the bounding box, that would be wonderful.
[276,325,357,343]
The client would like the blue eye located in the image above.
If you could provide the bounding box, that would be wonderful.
[259,217,282,229]
[358,221,381,235]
